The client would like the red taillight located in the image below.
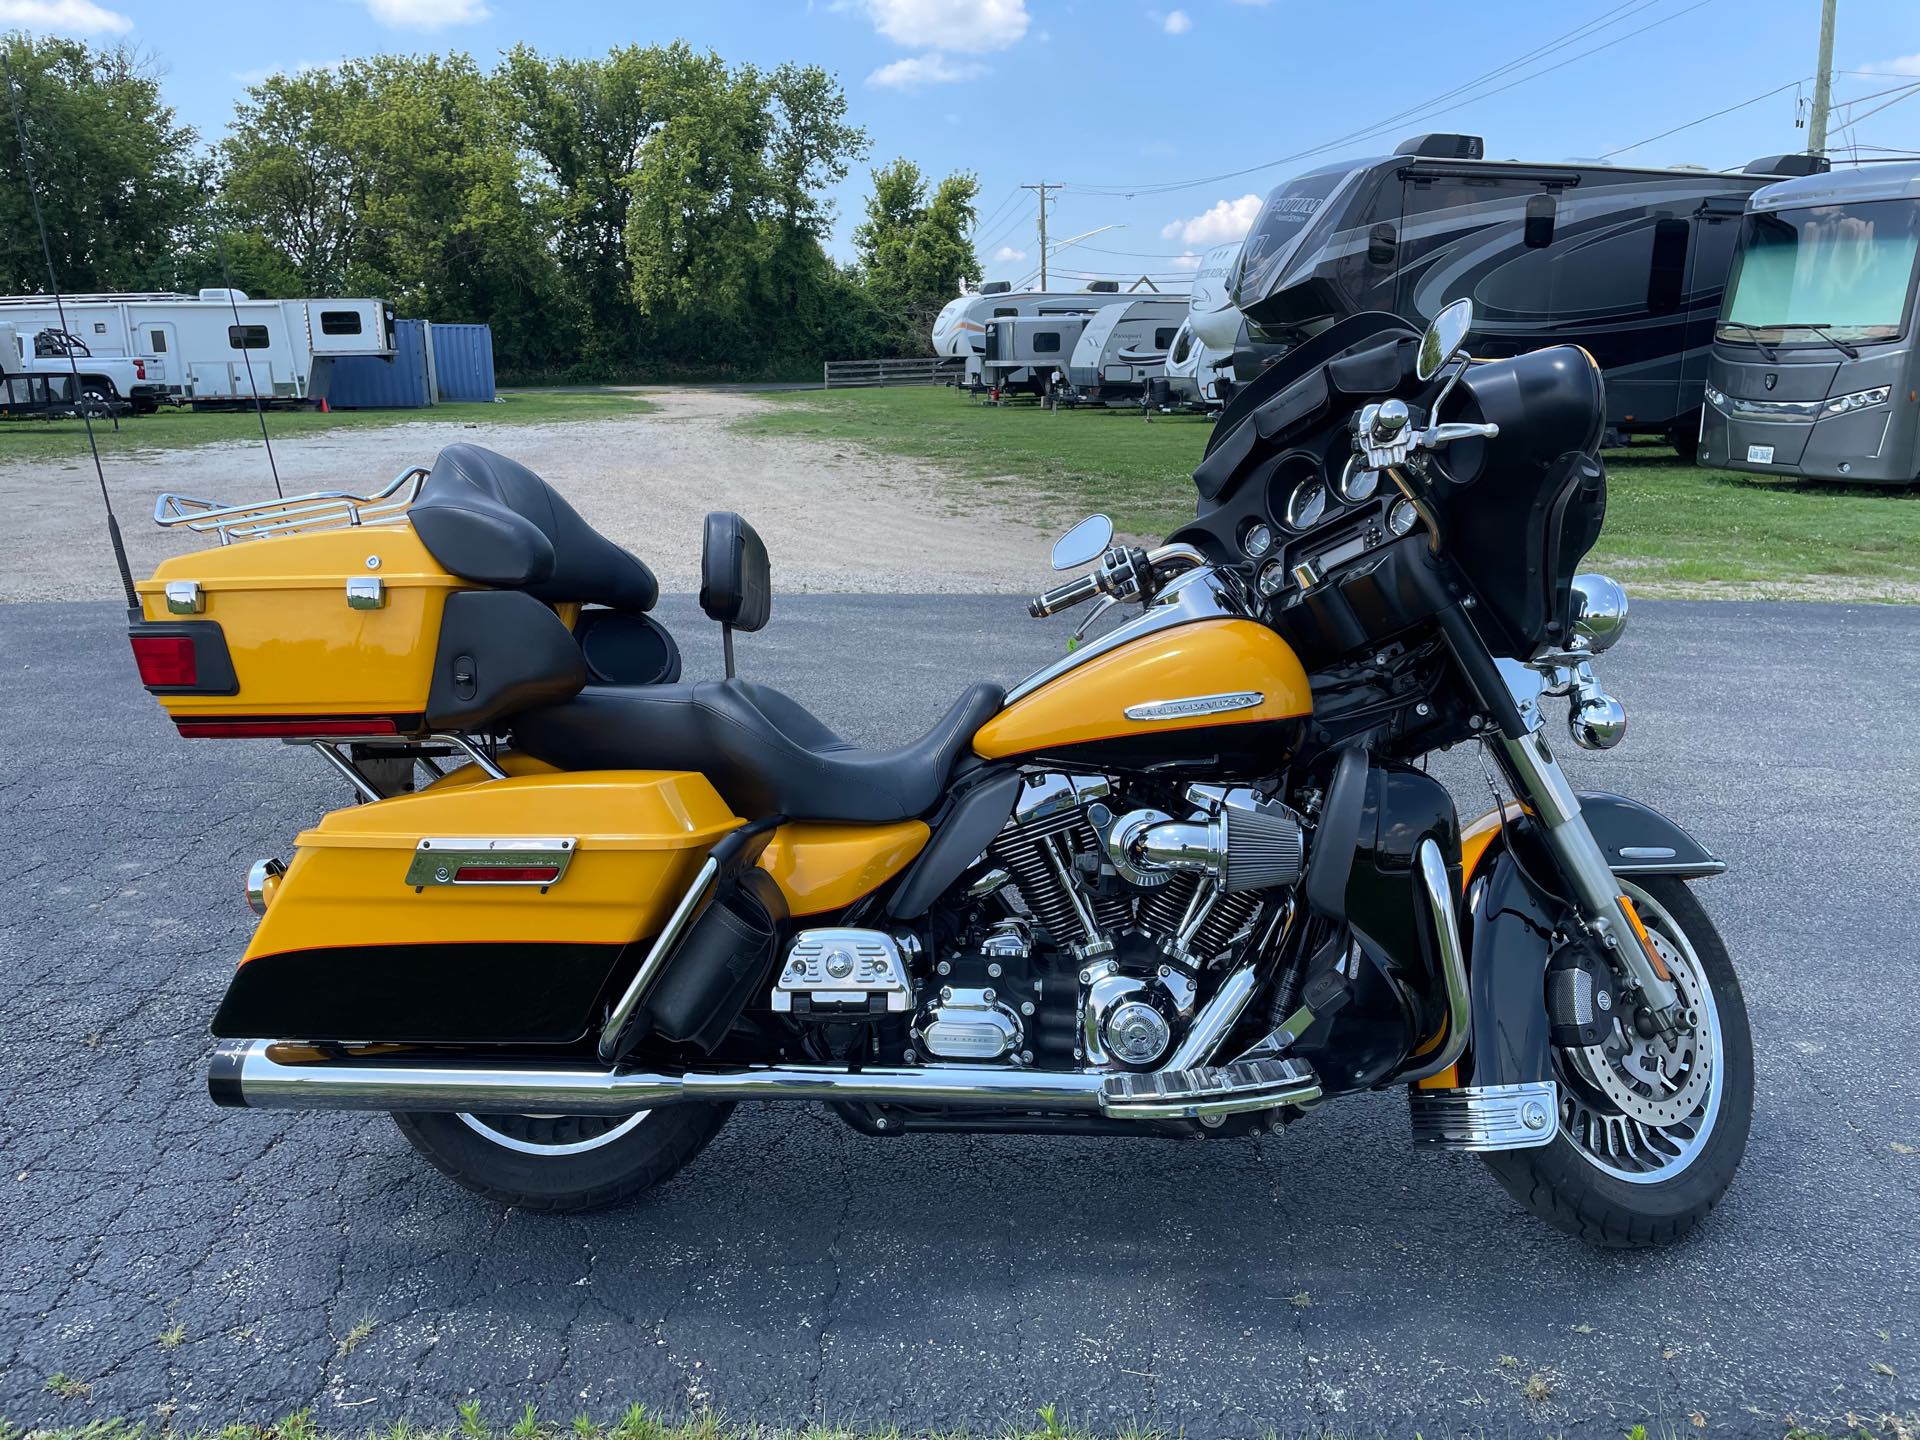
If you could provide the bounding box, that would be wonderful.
[454,865,561,884]
[131,633,197,687]
[134,359,147,380]
[174,715,402,739]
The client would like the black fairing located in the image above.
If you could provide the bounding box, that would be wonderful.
[1347,762,1459,1029]
[1459,846,1561,1089]
[1427,345,1608,657]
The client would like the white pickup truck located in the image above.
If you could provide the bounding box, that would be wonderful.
[0,321,166,415]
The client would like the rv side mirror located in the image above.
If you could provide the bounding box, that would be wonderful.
[1051,514,1114,570]
[1367,223,1398,267]
[1416,299,1474,382]
[1524,193,1557,248]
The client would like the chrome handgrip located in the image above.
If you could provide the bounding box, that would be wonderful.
[1030,572,1103,617]
[1421,421,1500,446]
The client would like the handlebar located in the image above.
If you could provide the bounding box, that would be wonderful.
[1030,571,1104,617]
[1028,542,1209,619]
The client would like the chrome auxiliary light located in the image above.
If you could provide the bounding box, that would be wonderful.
[1543,574,1629,751]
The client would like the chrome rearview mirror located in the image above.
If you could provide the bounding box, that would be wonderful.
[1416,298,1474,382]
[1051,513,1114,570]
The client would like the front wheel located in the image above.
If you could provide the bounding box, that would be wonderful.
[393,1102,733,1212]
[1481,877,1753,1248]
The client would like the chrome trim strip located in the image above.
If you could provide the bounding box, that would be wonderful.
[1408,1081,1559,1152]
[1124,690,1264,722]
[1705,389,1822,421]
[405,837,576,888]
[1399,837,1472,1083]
[1005,566,1247,706]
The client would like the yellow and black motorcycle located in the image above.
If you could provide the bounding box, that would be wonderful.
[129,302,1750,1244]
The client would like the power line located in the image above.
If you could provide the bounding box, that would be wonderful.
[1599,76,1810,159]
[1063,0,1703,199]
[1021,181,1063,288]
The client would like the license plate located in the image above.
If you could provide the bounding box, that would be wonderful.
[1746,444,1775,464]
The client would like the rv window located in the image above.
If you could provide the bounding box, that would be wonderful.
[1032,332,1062,353]
[1524,193,1556,248]
[1154,327,1177,348]
[1646,218,1690,314]
[319,310,364,336]
[1367,223,1398,266]
[993,307,1018,317]
[149,330,167,353]
[228,325,270,350]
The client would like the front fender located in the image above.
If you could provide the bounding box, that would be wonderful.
[1444,795,1724,1090]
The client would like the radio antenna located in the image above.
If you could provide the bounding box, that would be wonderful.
[213,225,283,497]
[2,50,140,616]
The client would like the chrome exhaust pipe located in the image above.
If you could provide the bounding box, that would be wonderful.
[209,1039,1108,1115]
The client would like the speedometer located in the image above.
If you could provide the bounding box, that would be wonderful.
[1337,453,1380,503]
[1284,478,1328,531]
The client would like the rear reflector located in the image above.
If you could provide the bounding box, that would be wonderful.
[454,865,562,885]
[131,634,198,688]
[175,716,403,739]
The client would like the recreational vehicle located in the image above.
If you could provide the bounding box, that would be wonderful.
[0,291,395,406]
[932,281,1154,386]
[1064,297,1187,405]
[1166,242,1250,408]
[1699,162,1920,485]
[1224,133,1821,446]
[980,314,1092,396]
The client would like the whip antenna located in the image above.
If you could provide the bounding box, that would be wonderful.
[213,226,283,497]
[2,51,140,616]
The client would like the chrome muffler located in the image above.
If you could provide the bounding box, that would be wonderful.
[209,1039,1109,1114]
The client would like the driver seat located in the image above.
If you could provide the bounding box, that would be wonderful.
[511,512,1004,823]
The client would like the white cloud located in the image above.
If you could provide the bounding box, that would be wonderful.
[0,0,130,34]
[232,57,343,87]
[1161,193,1263,247]
[867,52,987,89]
[993,245,1027,262]
[362,0,488,29]
[1163,8,1191,34]
[1864,52,1920,75]
[861,0,1028,54]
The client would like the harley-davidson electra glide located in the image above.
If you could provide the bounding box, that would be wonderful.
[128,301,1750,1245]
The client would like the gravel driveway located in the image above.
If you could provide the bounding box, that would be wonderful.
[0,390,1058,603]
[2,594,1916,1437]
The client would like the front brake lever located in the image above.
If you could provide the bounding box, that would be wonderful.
[1067,594,1120,650]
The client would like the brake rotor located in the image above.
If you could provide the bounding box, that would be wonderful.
[1567,927,1713,1129]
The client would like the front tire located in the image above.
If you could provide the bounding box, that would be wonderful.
[1480,878,1753,1247]
[393,1103,732,1212]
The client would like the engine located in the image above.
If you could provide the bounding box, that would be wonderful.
[770,772,1307,1074]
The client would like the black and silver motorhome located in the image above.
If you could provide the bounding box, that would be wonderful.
[1700,162,1920,485]
[1226,133,1820,445]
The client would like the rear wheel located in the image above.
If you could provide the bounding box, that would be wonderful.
[1480,878,1752,1247]
[393,1103,732,1212]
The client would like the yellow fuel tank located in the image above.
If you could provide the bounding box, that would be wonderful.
[974,619,1312,768]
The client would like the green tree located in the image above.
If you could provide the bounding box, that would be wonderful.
[0,34,203,293]
[853,158,979,351]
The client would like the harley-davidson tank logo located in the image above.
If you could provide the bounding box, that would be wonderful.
[1123,691,1265,722]
[1764,372,1777,390]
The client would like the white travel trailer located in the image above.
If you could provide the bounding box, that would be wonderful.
[981,314,1092,395]
[1064,297,1187,405]
[932,281,1156,386]
[1164,242,1245,408]
[0,291,395,405]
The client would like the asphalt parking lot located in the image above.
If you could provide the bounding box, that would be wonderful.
[3,594,1917,1437]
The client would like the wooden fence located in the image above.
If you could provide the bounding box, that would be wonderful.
[821,356,961,389]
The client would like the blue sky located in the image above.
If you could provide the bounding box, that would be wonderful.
[8,0,1920,289]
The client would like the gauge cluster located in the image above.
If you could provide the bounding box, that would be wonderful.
[1219,436,1417,607]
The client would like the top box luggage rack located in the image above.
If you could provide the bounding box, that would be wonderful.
[153,465,428,545]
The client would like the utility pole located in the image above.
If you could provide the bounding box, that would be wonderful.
[1808,0,1837,155]
[1022,181,1063,289]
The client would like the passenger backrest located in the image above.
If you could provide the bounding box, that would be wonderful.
[412,444,659,613]
[700,511,771,633]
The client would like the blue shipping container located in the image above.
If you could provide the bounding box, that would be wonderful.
[431,323,496,403]
[324,318,433,409]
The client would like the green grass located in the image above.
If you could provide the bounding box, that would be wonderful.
[741,387,1920,600]
[0,389,658,467]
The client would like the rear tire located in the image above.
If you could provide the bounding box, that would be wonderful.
[393,1103,733,1212]
[1480,878,1752,1248]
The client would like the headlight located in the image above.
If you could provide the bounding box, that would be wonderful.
[1570,573,1628,653]
[1821,385,1890,419]
[1703,382,1729,412]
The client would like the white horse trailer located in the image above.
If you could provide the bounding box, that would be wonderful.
[0,291,395,405]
